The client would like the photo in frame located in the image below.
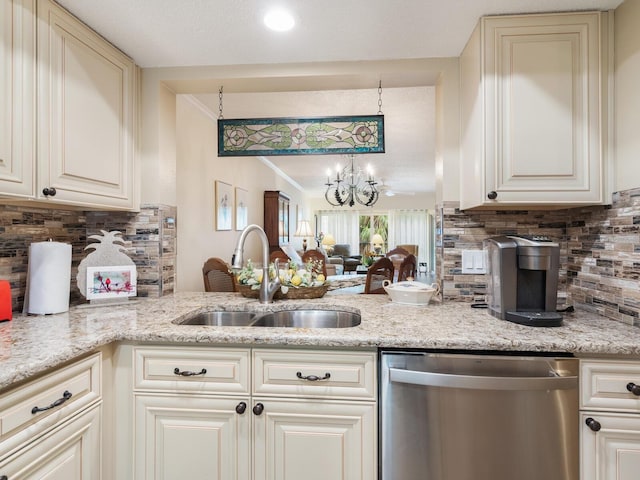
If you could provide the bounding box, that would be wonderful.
[215,180,233,230]
[235,187,248,230]
[86,265,137,300]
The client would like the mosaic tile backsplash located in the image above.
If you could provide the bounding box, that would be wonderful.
[0,204,176,311]
[435,187,640,327]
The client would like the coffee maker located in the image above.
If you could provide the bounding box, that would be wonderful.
[484,235,563,327]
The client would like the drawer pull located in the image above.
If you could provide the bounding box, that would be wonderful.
[627,382,640,396]
[173,367,207,376]
[585,417,601,432]
[31,390,72,414]
[296,371,331,382]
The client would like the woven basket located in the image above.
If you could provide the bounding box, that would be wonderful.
[237,283,328,300]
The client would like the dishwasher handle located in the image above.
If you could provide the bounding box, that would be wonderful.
[389,367,577,391]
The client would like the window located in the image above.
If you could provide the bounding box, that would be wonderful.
[359,214,388,255]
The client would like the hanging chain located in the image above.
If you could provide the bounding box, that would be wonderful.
[218,86,224,119]
[377,80,383,115]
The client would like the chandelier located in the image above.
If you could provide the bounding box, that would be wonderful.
[324,155,379,207]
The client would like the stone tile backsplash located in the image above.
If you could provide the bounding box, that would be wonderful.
[435,187,640,327]
[0,204,176,311]
[2,188,638,328]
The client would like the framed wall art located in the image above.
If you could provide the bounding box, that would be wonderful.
[235,187,248,231]
[86,265,137,300]
[215,180,233,230]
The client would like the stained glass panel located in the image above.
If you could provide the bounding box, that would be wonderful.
[218,115,384,156]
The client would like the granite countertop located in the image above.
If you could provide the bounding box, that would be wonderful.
[2,291,640,391]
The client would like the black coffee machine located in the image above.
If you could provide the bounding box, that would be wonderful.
[484,235,563,327]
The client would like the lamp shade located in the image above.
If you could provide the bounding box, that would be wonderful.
[294,220,314,237]
[321,233,336,247]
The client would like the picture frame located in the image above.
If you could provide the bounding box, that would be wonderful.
[215,180,233,230]
[86,265,137,300]
[235,187,248,231]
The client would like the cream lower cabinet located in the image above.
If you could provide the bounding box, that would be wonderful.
[580,359,640,480]
[129,345,377,480]
[0,404,101,479]
[460,11,612,209]
[0,353,102,480]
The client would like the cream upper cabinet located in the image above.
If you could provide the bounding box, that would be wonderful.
[460,12,612,209]
[580,359,640,480]
[0,0,36,198]
[0,0,137,210]
[36,0,137,209]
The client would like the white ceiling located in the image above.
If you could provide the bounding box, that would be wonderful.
[56,0,623,200]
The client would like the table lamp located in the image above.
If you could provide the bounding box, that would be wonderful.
[371,233,385,254]
[294,220,314,252]
[321,233,336,256]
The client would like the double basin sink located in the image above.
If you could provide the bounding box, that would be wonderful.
[175,309,361,329]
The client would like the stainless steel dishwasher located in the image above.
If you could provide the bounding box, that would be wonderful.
[380,351,579,480]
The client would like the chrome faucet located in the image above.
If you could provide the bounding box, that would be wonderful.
[231,224,281,304]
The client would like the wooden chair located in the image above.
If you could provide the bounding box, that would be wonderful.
[397,254,417,282]
[385,246,411,281]
[301,249,327,277]
[202,257,236,292]
[269,249,291,267]
[364,257,394,294]
[396,244,418,258]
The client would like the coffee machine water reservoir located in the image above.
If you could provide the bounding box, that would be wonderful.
[485,236,563,327]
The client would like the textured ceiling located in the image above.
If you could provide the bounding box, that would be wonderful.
[56,0,622,68]
[55,0,623,199]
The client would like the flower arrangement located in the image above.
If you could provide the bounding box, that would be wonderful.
[236,259,326,293]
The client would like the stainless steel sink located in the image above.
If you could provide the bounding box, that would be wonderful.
[251,309,361,328]
[176,309,360,328]
[177,311,257,326]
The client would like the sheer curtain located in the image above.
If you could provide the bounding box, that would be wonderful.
[388,210,430,266]
[317,210,359,251]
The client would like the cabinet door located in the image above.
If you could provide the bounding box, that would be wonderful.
[253,398,376,480]
[0,0,35,198]
[135,394,251,480]
[581,412,640,480]
[483,12,608,205]
[37,0,136,209]
[461,12,611,209]
[0,404,101,479]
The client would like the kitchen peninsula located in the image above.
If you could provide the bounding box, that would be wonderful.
[2,292,640,390]
[2,292,640,479]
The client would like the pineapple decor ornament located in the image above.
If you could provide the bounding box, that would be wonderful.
[77,230,137,302]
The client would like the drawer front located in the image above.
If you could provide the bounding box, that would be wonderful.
[0,352,101,459]
[581,360,640,412]
[253,349,376,400]
[134,346,250,394]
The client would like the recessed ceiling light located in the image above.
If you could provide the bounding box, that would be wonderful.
[264,9,295,32]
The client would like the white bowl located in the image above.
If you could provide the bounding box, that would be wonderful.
[382,280,440,306]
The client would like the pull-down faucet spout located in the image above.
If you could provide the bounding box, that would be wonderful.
[231,224,281,304]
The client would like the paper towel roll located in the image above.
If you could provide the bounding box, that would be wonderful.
[24,241,72,315]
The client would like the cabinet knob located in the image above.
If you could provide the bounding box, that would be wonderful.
[585,417,601,432]
[235,402,247,414]
[42,187,57,197]
[487,191,498,200]
[627,382,640,396]
[1,475,8,480]
[252,403,264,416]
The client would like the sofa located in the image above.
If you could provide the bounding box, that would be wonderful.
[331,244,362,273]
